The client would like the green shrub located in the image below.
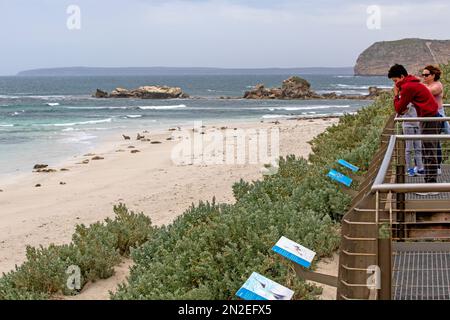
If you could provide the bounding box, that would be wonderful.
[0,204,153,299]
[7,244,78,296]
[72,223,121,282]
[0,273,48,300]
[105,203,155,256]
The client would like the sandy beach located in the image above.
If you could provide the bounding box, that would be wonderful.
[0,117,339,288]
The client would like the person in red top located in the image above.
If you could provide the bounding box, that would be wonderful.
[388,64,440,188]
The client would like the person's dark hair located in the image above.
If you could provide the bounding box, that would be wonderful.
[388,64,408,79]
[424,65,441,81]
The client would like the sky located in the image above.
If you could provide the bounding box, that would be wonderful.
[0,0,449,75]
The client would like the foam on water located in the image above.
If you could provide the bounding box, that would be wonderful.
[266,105,351,111]
[138,104,187,110]
[335,84,391,89]
[66,106,129,110]
[262,115,296,119]
[59,132,97,144]
[48,118,113,127]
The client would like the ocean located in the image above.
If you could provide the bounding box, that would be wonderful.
[0,74,392,178]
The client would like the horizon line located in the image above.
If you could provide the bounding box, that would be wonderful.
[11,66,355,77]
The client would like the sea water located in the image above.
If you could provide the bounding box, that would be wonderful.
[0,74,391,177]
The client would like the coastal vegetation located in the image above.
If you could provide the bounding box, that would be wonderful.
[0,205,153,299]
[1,63,448,300]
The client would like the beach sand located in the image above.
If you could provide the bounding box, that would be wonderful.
[0,117,339,299]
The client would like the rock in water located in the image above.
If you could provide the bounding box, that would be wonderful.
[367,86,390,98]
[93,89,108,98]
[134,86,189,99]
[354,38,450,76]
[244,77,322,100]
[110,87,134,98]
[101,86,189,99]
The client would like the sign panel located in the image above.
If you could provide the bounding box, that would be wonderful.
[327,169,352,187]
[236,272,294,301]
[337,159,359,172]
[272,236,316,268]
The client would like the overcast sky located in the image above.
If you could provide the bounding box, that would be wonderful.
[0,0,449,75]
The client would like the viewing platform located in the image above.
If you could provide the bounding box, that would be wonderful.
[335,106,450,300]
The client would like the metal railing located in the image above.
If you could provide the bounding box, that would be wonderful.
[337,109,450,300]
[372,134,450,193]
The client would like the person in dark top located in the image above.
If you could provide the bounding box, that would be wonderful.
[388,64,440,193]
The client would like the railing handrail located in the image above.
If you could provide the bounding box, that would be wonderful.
[396,134,450,140]
[372,183,450,192]
[395,117,450,122]
[372,136,396,188]
[371,134,450,193]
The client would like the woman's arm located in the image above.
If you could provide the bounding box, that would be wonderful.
[427,82,443,96]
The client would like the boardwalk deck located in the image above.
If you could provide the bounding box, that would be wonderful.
[393,243,450,300]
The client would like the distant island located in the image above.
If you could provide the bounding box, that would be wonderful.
[16,39,450,78]
[355,38,450,76]
[16,66,354,77]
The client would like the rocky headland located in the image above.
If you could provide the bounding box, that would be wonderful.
[354,38,450,76]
